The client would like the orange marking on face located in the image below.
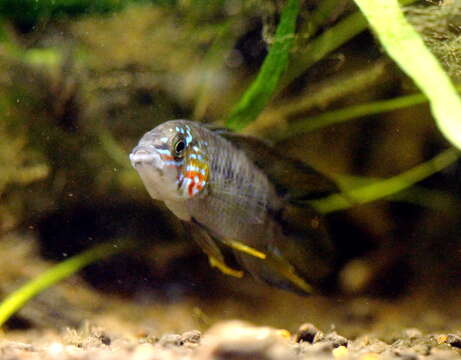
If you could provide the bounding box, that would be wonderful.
[188,179,195,197]
[185,171,205,182]
[185,170,206,197]
[181,154,209,198]
[160,154,175,161]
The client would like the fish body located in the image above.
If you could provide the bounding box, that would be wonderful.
[130,120,338,294]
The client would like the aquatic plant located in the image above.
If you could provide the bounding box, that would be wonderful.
[1,0,461,327]
[354,0,461,150]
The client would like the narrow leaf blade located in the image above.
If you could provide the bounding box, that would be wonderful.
[226,0,300,131]
[354,0,461,150]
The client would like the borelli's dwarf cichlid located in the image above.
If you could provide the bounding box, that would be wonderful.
[130,120,339,294]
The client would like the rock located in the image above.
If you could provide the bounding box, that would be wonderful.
[181,330,201,345]
[446,334,461,349]
[319,332,348,348]
[197,320,296,360]
[403,329,422,339]
[358,353,380,360]
[332,345,349,358]
[99,333,112,346]
[132,343,157,360]
[295,323,320,344]
[159,334,184,348]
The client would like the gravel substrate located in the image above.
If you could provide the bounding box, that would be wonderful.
[2,321,461,360]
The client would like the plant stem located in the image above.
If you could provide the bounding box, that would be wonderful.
[278,0,419,94]
[226,0,300,130]
[244,60,389,136]
[274,92,428,140]
[297,0,344,43]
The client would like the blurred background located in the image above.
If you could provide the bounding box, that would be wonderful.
[1,0,461,339]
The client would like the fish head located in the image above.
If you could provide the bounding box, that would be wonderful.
[130,120,209,202]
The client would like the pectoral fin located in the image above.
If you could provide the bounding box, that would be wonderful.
[185,221,243,278]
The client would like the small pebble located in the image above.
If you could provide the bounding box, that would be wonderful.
[438,335,449,345]
[198,320,296,360]
[391,349,418,360]
[296,323,319,343]
[332,345,349,358]
[431,348,458,358]
[159,334,183,347]
[404,329,422,339]
[98,334,111,346]
[412,343,430,355]
[310,342,334,353]
[132,343,156,360]
[181,330,201,344]
[446,334,461,349]
[365,340,387,354]
[322,332,348,348]
[360,353,380,360]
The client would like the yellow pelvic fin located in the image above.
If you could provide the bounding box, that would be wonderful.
[209,256,244,278]
[223,240,267,259]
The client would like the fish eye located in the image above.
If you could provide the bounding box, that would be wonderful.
[174,139,186,156]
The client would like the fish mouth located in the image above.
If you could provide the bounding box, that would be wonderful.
[129,145,160,168]
[129,145,164,199]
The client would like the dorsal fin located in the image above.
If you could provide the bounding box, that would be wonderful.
[215,131,339,202]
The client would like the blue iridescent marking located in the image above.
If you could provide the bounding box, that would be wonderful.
[155,148,172,155]
[164,159,183,166]
[184,126,193,143]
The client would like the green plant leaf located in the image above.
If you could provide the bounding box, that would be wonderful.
[225,0,300,131]
[279,0,418,93]
[274,92,430,141]
[353,0,461,150]
[0,242,126,328]
[310,148,460,214]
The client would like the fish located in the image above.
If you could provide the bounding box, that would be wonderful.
[129,119,339,295]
